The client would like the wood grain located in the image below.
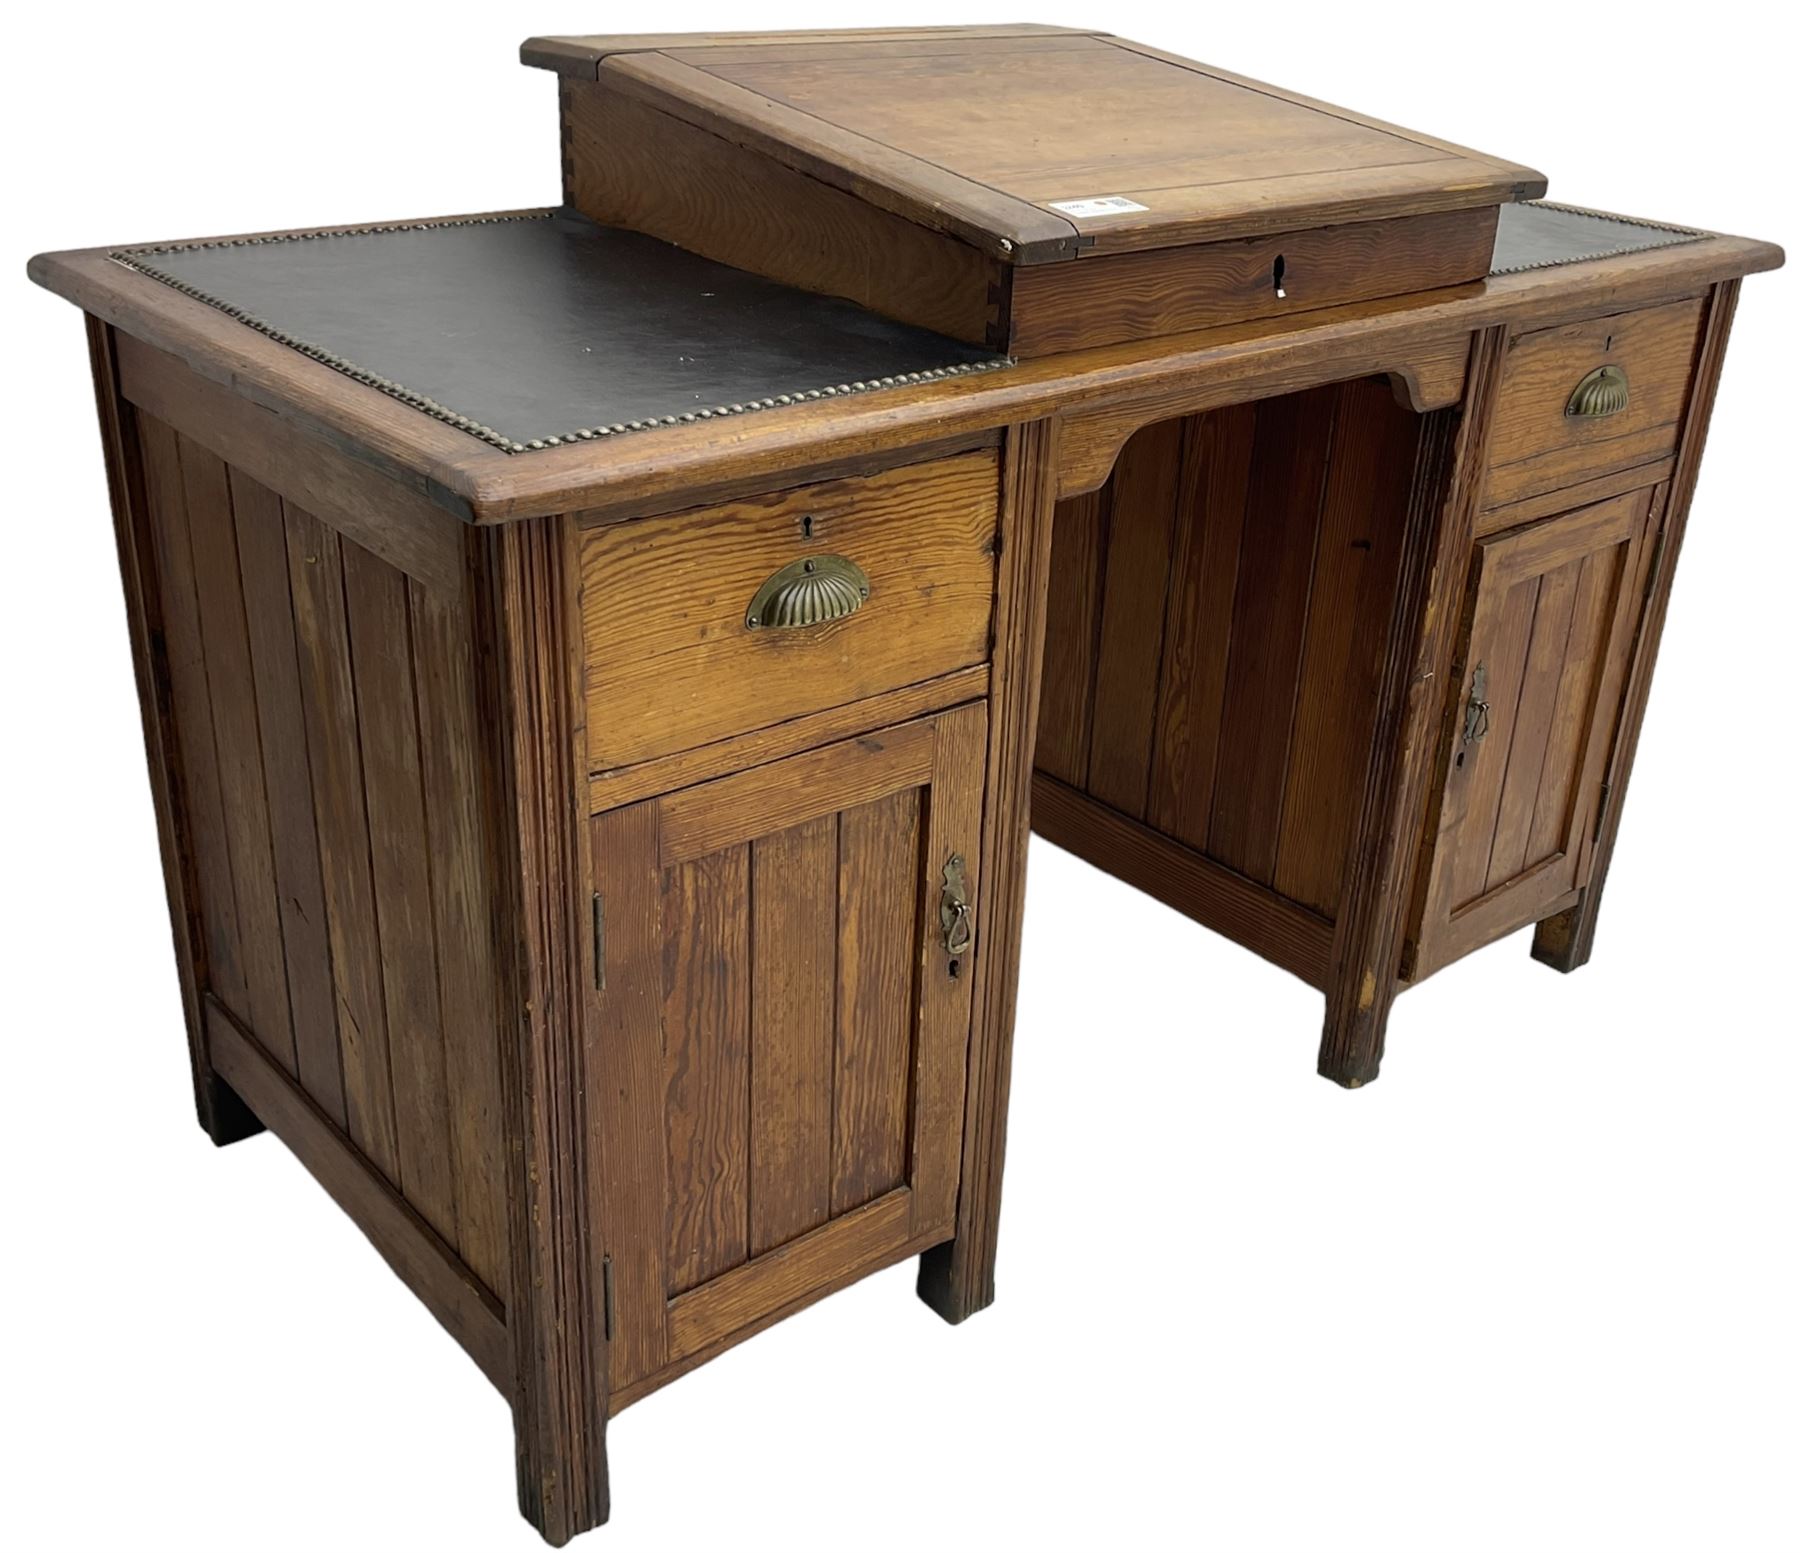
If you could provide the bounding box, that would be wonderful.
[32,226,1778,527]
[488,514,610,1543]
[590,800,670,1391]
[597,31,1538,256]
[1035,772,1333,988]
[178,435,296,1072]
[523,25,1093,79]
[1534,281,1742,972]
[285,508,402,1180]
[832,789,919,1214]
[910,702,986,1233]
[1034,487,1108,786]
[1411,487,1655,977]
[579,452,998,770]
[342,542,458,1241]
[656,717,937,867]
[1085,418,1184,816]
[670,1190,913,1359]
[87,320,259,1144]
[1273,381,1418,914]
[1207,385,1337,883]
[563,82,1003,347]
[749,815,838,1256]
[230,470,347,1122]
[1144,404,1256,851]
[589,665,987,814]
[1009,208,1498,354]
[409,582,510,1298]
[662,847,751,1296]
[1316,329,1492,1088]
[207,998,508,1392]
[919,419,1058,1323]
[138,415,248,1022]
[1484,298,1705,506]
[116,332,465,595]
[593,706,984,1398]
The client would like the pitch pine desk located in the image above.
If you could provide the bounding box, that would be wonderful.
[29,25,1781,1544]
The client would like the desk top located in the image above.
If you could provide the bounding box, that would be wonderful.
[30,203,1779,523]
[89,202,1700,460]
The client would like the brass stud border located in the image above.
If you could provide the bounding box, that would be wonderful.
[1489,200,1705,277]
[110,210,1012,455]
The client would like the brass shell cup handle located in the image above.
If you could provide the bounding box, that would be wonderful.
[1566,364,1629,420]
[745,554,871,630]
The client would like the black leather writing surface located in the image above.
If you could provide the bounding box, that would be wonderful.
[1491,202,1701,276]
[115,211,1008,453]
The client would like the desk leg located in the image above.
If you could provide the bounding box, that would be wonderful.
[919,419,1058,1322]
[1534,279,1740,975]
[1318,330,1506,1088]
[87,318,264,1146]
[484,518,611,1544]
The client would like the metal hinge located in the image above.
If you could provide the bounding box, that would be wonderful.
[592,892,605,991]
[601,1253,615,1343]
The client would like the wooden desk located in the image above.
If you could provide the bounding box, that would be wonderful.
[28,25,1781,1545]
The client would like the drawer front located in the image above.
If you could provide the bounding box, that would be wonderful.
[580,451,1000,772]
[1006,206,1500,355]
[1483,298,1704,507]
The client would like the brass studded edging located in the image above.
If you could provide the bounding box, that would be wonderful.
[1489,200,1705,277]
[110,210,1013,456]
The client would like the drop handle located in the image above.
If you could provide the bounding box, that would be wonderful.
[940,854,973,958]
[1462,662,1491,746]
[745,554,870,630]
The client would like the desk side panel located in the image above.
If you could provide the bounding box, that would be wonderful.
[113,346,511,1307]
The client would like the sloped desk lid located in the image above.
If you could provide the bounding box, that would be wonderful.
[522,27,1547,261]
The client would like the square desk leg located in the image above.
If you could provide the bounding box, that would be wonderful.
[919,418,1059,1323]
[1317,328,1507,1088]
[89,316,265,1147]
[484,517,612,1544]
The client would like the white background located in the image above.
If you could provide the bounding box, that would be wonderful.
[4,4,1795,1550]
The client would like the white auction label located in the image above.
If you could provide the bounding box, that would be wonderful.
[1045,195,1149,218]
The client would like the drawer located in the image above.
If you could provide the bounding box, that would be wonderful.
[580,451,1000,772]
[1483,298,1705,507]
[1006,206,1500,355]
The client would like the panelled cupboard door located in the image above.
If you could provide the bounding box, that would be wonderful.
[1410,486,1661,979]
[589,705,987,1400]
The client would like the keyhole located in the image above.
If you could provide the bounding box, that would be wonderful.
[1273,254,1288,300]
[801,514,814,539]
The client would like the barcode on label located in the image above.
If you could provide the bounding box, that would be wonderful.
[1046,195,1149,218]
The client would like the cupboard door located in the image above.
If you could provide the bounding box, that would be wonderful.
[1410,487,1660,978]
[590,705,987,1398]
